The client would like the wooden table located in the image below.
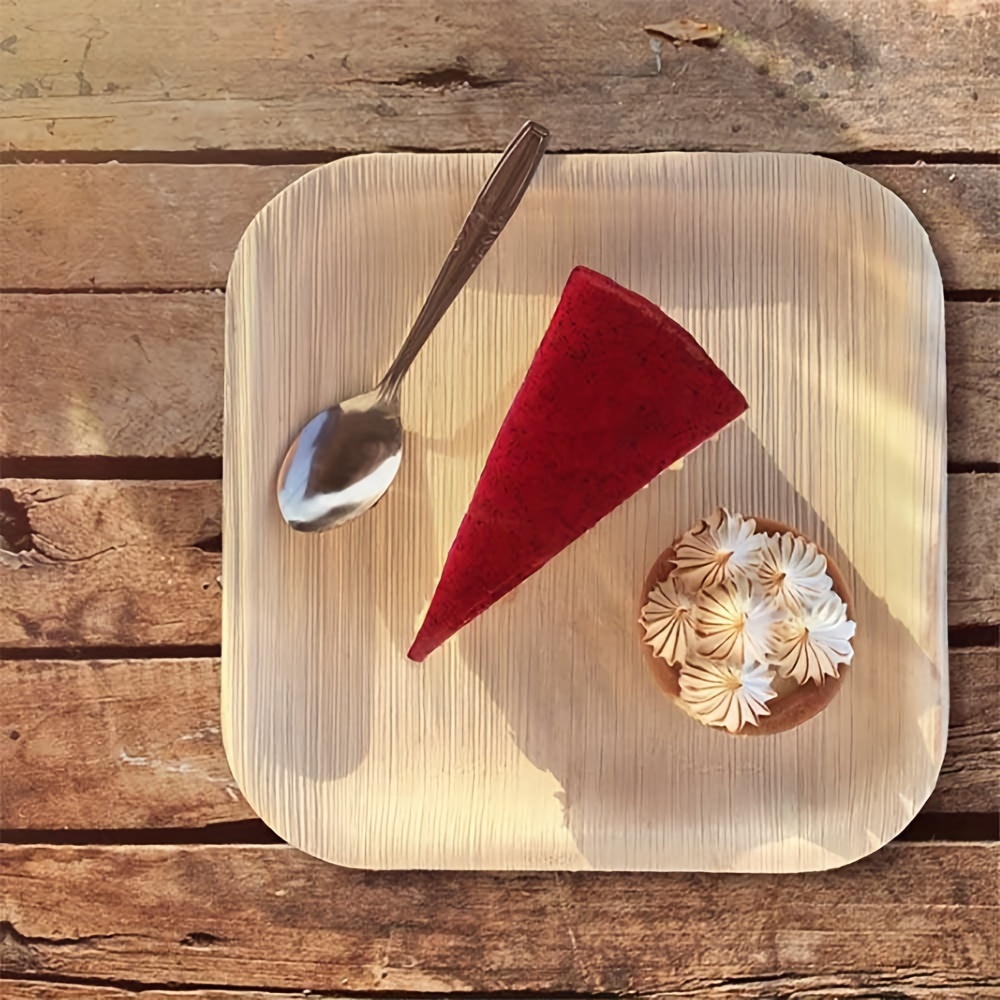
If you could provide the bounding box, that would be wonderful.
[1,2,997,996]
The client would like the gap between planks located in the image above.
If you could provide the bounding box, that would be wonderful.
[3,459,998,481]
[0,626,994,659]
[1,287,996,296]
[0,815,995,846]
[2,149,999,166]
[7,972,994,1000]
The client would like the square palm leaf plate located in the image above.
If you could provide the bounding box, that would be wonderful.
[223,152,946,872]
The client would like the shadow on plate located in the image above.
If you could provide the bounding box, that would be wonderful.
[458,422,945,870]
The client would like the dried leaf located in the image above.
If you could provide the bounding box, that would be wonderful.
[644,18,724,47]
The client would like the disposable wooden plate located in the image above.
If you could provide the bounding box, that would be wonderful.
[223,152,947,872]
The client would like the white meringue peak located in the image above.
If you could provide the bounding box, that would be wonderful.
[673,507,765,590]
[754,531,833,613]
[640,575,698,666]
[770,592,857,685]
[678,658,777,733]
[695,576,781,666]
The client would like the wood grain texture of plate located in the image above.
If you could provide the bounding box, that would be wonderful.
[223,152,947,872]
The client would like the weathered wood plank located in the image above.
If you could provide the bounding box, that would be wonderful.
[927,647,1000,813]
[0,659,250,828]
[864,165,1000,293]
[1,844,996,993]
[0,479,220,648]
[0,293,225,459]
[948,302,1000,469]
[1,987,348,1000]
[1,649,993,830]
[1,475,997,648]
[0,165,308,290]
[948,474,1000,628]
[3,297,997,464]
[0,164,996,292]
[5,978,1000,1000]
[0,0,996,154]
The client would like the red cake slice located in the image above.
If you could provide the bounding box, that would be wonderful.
[408,265,748,662]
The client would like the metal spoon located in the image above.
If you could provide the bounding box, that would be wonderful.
[276,120,550,532]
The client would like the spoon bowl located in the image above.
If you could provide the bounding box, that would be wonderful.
[276,121,550,533]
[277,390,402,531]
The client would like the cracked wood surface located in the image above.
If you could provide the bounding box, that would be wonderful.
[0,164,997,291]
[0,480,220,647]
[1,476,996,647]
[0,843,996,993]
[0,0,996,154]
[2,296,997,465]
[1,648,995,830]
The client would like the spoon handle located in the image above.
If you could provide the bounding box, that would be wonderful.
[378,120,550,399]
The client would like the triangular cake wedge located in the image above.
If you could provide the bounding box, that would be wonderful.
[408,265,748,662]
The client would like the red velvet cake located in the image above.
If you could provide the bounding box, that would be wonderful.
[408,266,748,662]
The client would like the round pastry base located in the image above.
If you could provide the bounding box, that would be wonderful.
[638,516,854,736]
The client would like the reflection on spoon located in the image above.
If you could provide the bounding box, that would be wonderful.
[278,392,402,531]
